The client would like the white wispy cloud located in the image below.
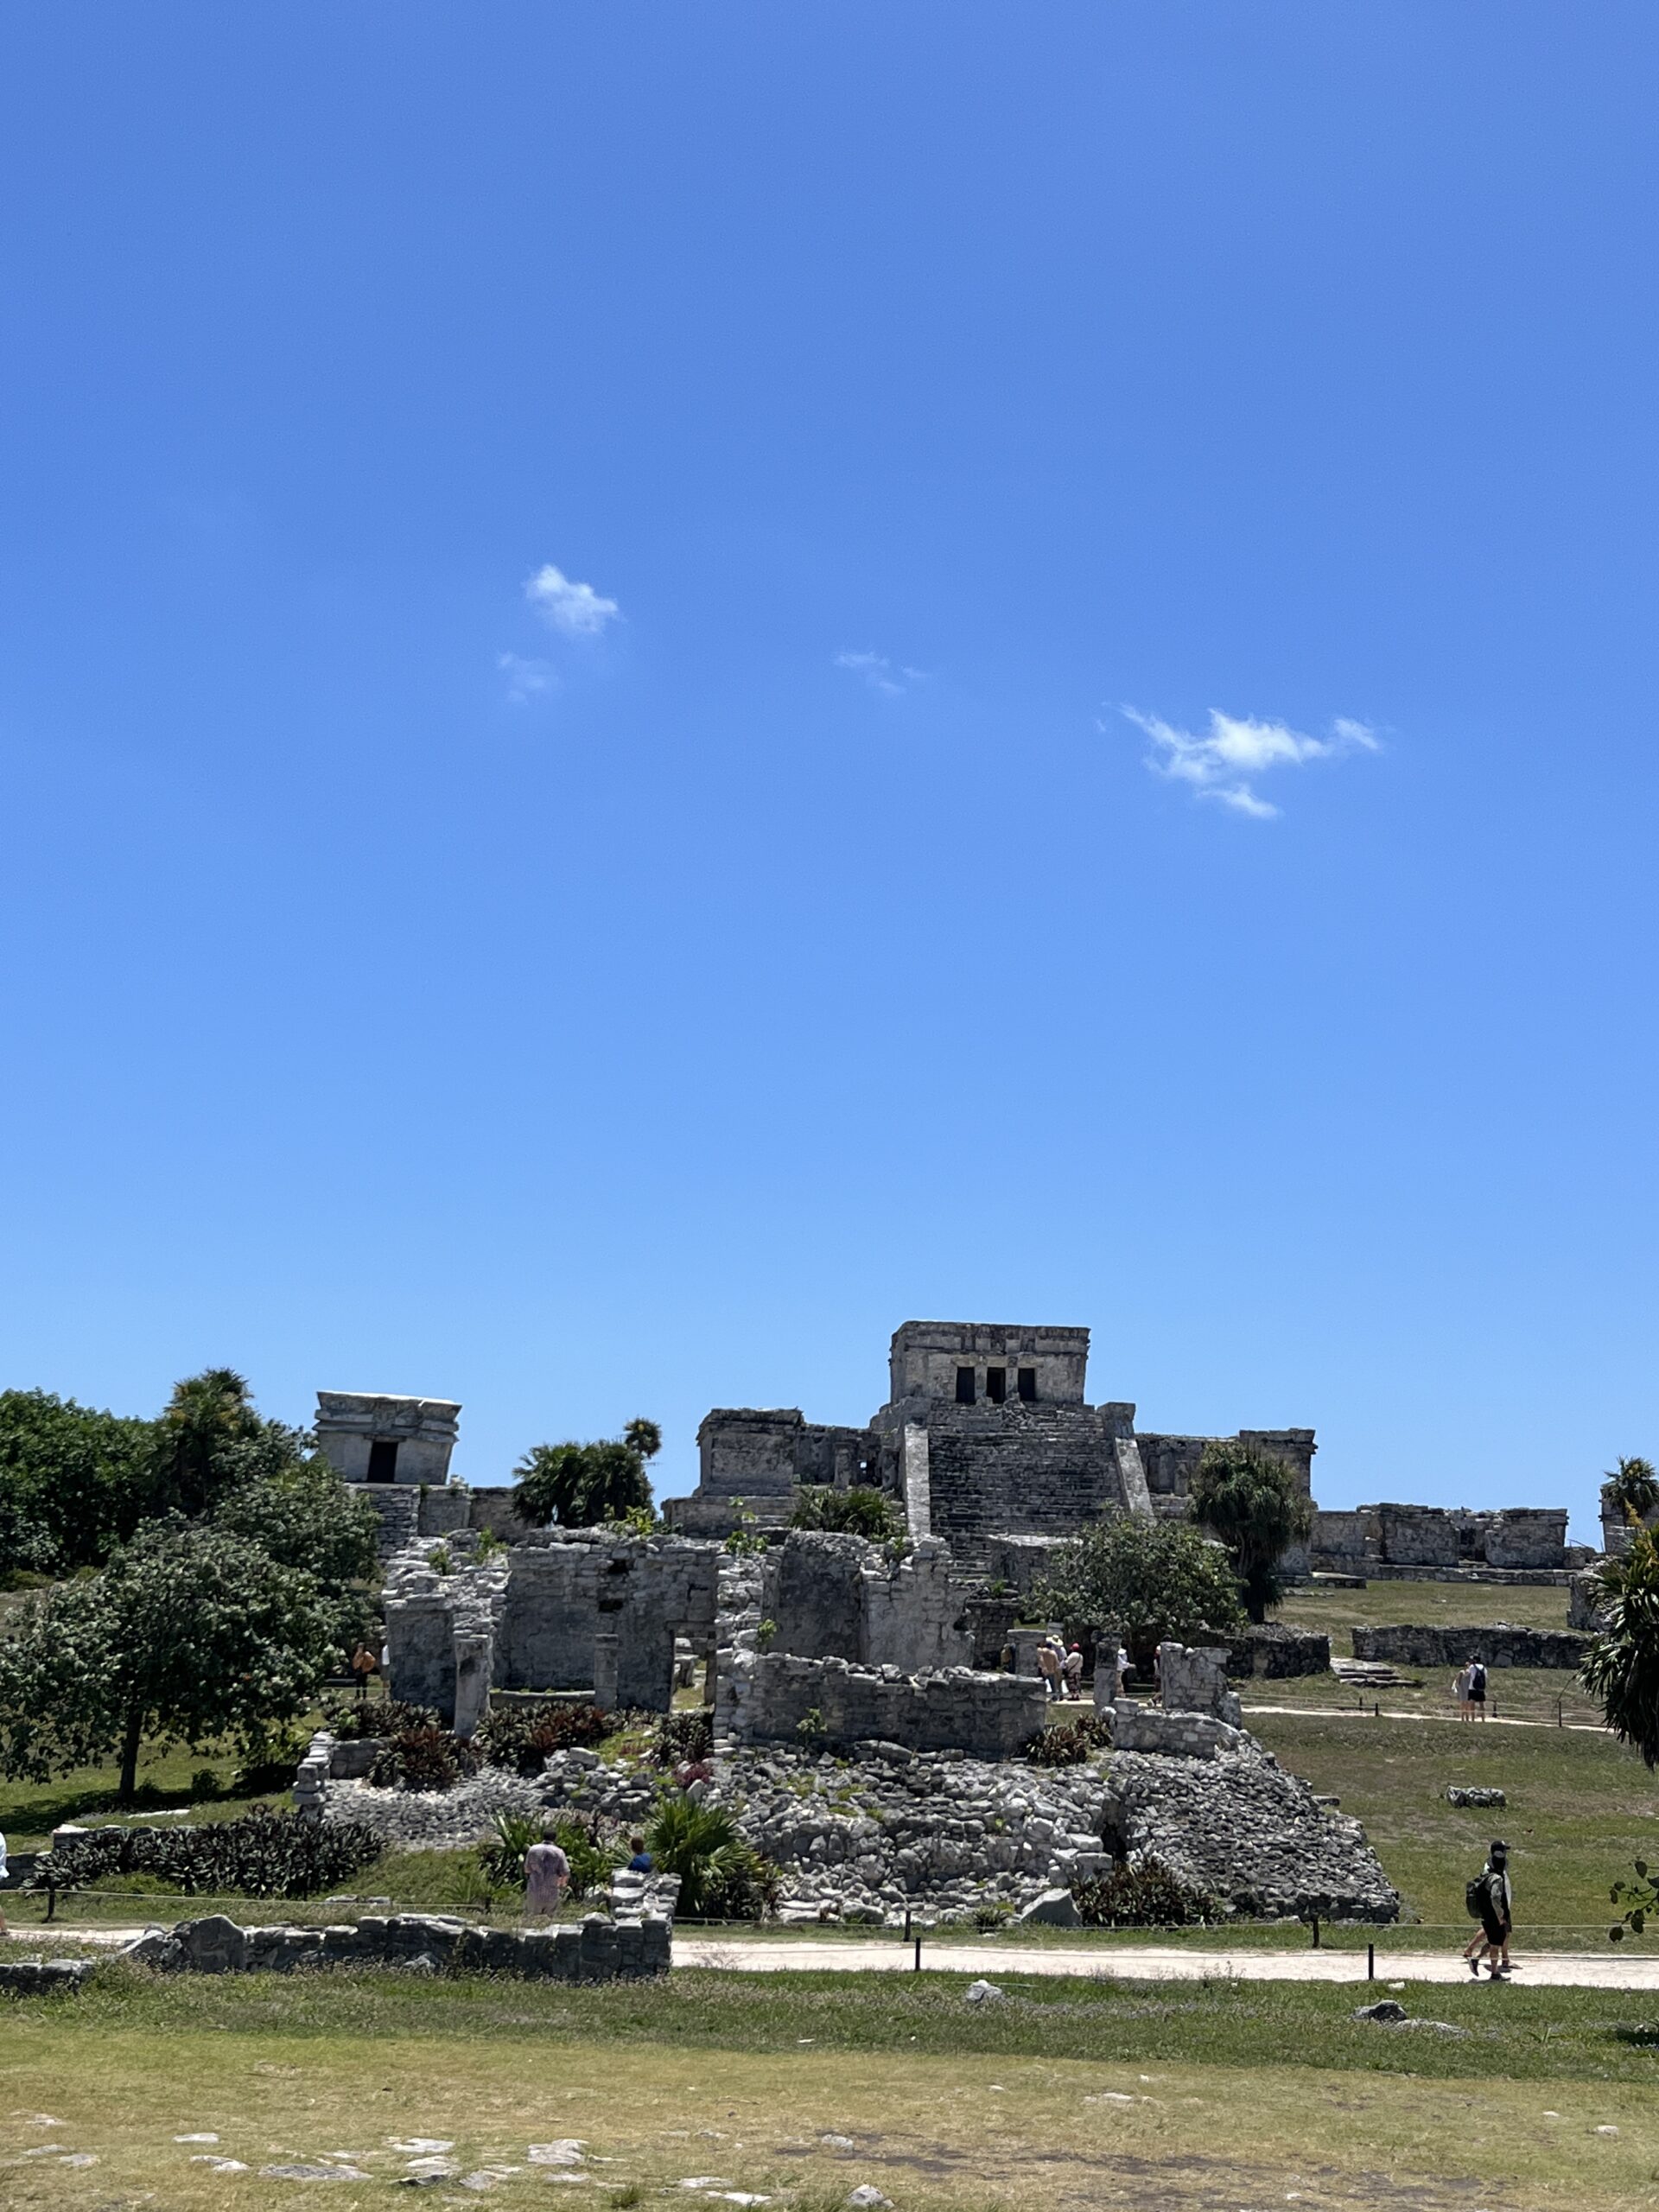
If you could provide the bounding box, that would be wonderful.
[498,652,557,705]
[524,563,621,638]
[1121,706,1379,819]
[836,651,929,697]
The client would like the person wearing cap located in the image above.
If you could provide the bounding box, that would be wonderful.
[1465,1840,1513,1976]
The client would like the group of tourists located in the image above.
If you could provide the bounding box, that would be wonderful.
[1034,1637,1085,1699]
[1452,1655,1490,1719]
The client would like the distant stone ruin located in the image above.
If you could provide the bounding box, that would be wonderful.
[664,1319,1313,1566]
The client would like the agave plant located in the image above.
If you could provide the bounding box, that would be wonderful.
[480,1810,541,1886]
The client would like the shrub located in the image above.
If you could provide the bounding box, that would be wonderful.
[190,1767,225,1799]
[474,1700,611,1776]
[550,1814,625,1901]
[700,1840,778,1923]
[653,1709,714,1766]
[232,1728,308,1796]
[971,1899,1014,1930]
[1025,1717,1112,1766]
[643,1792,748,1917]
[479,1810,541,1887]
[325,1697,438,1743]
[796,1707,825,1749]
[368,1725,481,1792]
[791,1485,903,1541]
[31,1807,382,1899]
[1071,1854,1217,1928]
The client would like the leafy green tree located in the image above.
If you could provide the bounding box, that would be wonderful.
[0,1517,342,1802]
[1581,1529,1659,1768]
[791,1484,904,1541]
[0,1389,156,1575]
[1603,1456,1659,1529]
[512,1426,656,1528]
[1033,1514,1244,1658]
[212,1453,379,1649]
[1189,1440,1314,1623]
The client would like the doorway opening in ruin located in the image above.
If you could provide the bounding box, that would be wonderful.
[1017,1366,1037,1402]
[985,1366,1007,1403]
[366,1438,400,1483]
[955,1366,976,1404]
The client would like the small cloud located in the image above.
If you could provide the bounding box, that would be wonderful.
[836,651,929,697]
[498,652,557,705]
[524,563,620,638]
[1120,706,1378,819]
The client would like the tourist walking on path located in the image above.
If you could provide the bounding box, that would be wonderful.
[1037,1642,1063,1700]
[524,1820,570,1918]
[1063,1644,1084,1699]
[1452,1662,1474,1720]
[1467,1656,1489,1720]
[1463,1840,1513,1977]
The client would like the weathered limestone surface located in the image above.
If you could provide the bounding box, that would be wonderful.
[315,1393,460,1486]
[1352,1624,1590,1670]
[1156,1642,1243,1725]
[0,1956,93,1993]
[1309,1504,1569,1574]
[382,1530,720,1723]
[1222,1625,1332,1679]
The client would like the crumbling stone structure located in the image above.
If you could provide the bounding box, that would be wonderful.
[125,1909,670,1980]
[665,1319,1312,1568]
[712,1541,1045,1759]
[1308,1503,1569,1575]
[1351,1624,1591,1670]
[316,1392,461,1485]
[382,1530,719,1725]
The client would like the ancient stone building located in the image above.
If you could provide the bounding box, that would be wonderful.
[1307,1503,1569,1574]
[315,1391,461,1486]
[665,1319,1313,1567]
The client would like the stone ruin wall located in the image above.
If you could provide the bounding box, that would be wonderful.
[1309,1503,1570,1574]
[1351,1623,1591,1670]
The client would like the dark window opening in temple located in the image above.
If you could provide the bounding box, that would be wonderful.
[1017,1367,1038,1402]
[366,1438,400,1484]
[955,1366,976,1404]
[985,1366,1007,1403]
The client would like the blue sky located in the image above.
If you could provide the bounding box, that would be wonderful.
[2,7,1654,1535]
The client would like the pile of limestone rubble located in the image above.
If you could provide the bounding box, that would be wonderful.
[325,1729,1399,1926]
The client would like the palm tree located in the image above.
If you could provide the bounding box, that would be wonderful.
[623,1418,663,1464]
[1190,1440,1314,1624]
[152,1367,259,1518]
[1603,1456,1659,1529]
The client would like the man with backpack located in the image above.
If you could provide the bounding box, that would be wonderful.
[1462,1840,1513,1976]
[1466,1655,1488,1720]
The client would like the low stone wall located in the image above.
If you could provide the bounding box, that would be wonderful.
[1109,1700,1246,1758]
[125,1910,670,1980]
[0,1957,92,1995]
[1223,1626,1332,1679]
[739,1650,1046,1759]
[1351,1624,1591,1670]
[1157,1643,1242,1724]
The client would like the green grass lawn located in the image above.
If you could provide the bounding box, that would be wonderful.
[1278,1575,1573,1636]
[1243,1662,1605,1726]
[1249,1708,1659,1940]
[8,1966,1659,2212]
